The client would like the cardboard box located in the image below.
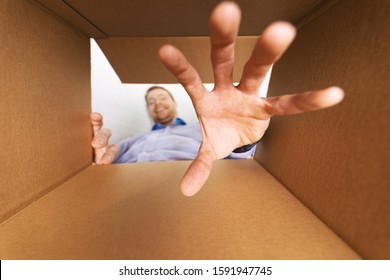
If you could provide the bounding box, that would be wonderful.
[0,0,388,259]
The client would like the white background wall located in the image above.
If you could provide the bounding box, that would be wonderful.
[91,39,271,144]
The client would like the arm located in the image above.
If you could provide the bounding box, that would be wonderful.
[158,2,344,196]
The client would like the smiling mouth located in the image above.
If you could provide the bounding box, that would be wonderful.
[156,107,166,114]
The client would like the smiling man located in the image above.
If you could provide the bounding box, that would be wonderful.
[109,86,202,163]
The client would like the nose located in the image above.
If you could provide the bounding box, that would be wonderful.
[154,102,163,112]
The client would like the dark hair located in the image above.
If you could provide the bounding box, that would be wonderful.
[145,86,175,102]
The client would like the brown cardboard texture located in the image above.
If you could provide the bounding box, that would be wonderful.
[256,0,390,259]
[0,0,91,225]
[35,0,321,37]
[1,0,389,260]
[0,160,360,259]
[96,36,258,83]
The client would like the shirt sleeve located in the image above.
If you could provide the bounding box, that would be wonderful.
[226,146,256,159]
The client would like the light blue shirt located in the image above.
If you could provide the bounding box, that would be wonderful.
[114,119,254,163]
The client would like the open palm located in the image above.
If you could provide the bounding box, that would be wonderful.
[158,2,344,196]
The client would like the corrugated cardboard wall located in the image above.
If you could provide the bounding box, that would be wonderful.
[256,0,390,259]
[0,0,92,223]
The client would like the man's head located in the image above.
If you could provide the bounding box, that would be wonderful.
[145,86,177,125]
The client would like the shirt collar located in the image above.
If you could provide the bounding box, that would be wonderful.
[151,118,187,131]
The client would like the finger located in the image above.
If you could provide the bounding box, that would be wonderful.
[100,144,119,165]
[209,1,241,90]
[91,128,112,149]
[93,146,106,165]
[180,146,215,196]
[263,87,345,116]
[159,44,205,100]
[90,112,103,134]
[238,22,296,94]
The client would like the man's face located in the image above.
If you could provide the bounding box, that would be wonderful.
[146,88,177,125]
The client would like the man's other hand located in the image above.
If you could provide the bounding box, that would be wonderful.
[90,112,119,165]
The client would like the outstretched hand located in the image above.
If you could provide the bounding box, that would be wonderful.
[158,1,344,196]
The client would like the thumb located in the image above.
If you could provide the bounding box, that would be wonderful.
[181,147,215,196]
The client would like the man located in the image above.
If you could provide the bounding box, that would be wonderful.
[91,1,344,196]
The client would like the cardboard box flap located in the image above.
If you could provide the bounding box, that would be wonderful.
[96,36,258,83]
[33,0,105,38]
[35,0,322,37]
[0,160,360,259]
[32,0,324,84]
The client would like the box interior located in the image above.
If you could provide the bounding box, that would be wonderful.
[1,0,389,259]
